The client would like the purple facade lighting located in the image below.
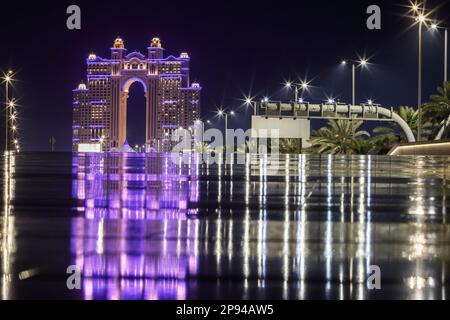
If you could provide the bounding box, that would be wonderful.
[72,37,202,152]
[71,153,200,300]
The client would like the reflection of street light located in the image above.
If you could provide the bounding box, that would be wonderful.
[340,57,370,105]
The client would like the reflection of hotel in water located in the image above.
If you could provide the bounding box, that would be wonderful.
[71,153,200,299]
[69,153,450,300]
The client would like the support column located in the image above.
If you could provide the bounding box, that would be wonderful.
[118,91,128,148]
[147,76,158,148]
[110,77,121,149]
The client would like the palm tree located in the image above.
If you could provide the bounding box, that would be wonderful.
[194,142,210,153]
[279,138,302,154]
[422,81,450,139]
[372,106,431,154]
[236,139,257,154]
[309,119,371,155]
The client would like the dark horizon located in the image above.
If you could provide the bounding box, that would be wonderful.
[1,0,448,151]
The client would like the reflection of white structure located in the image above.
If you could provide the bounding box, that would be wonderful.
[255,102,416,143]
[78,143,102,153]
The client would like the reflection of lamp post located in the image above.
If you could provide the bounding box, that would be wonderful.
[341,58,369,105]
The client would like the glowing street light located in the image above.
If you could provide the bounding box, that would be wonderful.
[2,70,14,151]
[244,96,257,116]
[417,14,426,23]
[284,80,310,109]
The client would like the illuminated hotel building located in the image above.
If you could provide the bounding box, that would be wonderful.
[72,37,202,152]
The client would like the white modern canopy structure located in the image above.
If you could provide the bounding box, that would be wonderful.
[257,102,416,143]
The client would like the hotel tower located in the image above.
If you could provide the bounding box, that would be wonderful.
[72,37,201,152]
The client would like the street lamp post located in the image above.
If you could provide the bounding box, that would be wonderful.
[218,109,235,151]
[245,97,257,116]
[352,63,356,105]
[446,27,448,82]
[285,81,309,113]
[341,59,368,106]
[431,24,448,83]
[418,14,424,141]
[3,71,13,152]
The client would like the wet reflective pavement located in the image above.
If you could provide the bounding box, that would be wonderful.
[1,152,450,300]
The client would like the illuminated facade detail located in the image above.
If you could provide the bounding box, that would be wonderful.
[72,37,202,151]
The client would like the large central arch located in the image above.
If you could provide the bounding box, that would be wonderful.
[118,77,151,149]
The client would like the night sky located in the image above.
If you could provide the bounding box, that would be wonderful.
[0,0,448,151]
